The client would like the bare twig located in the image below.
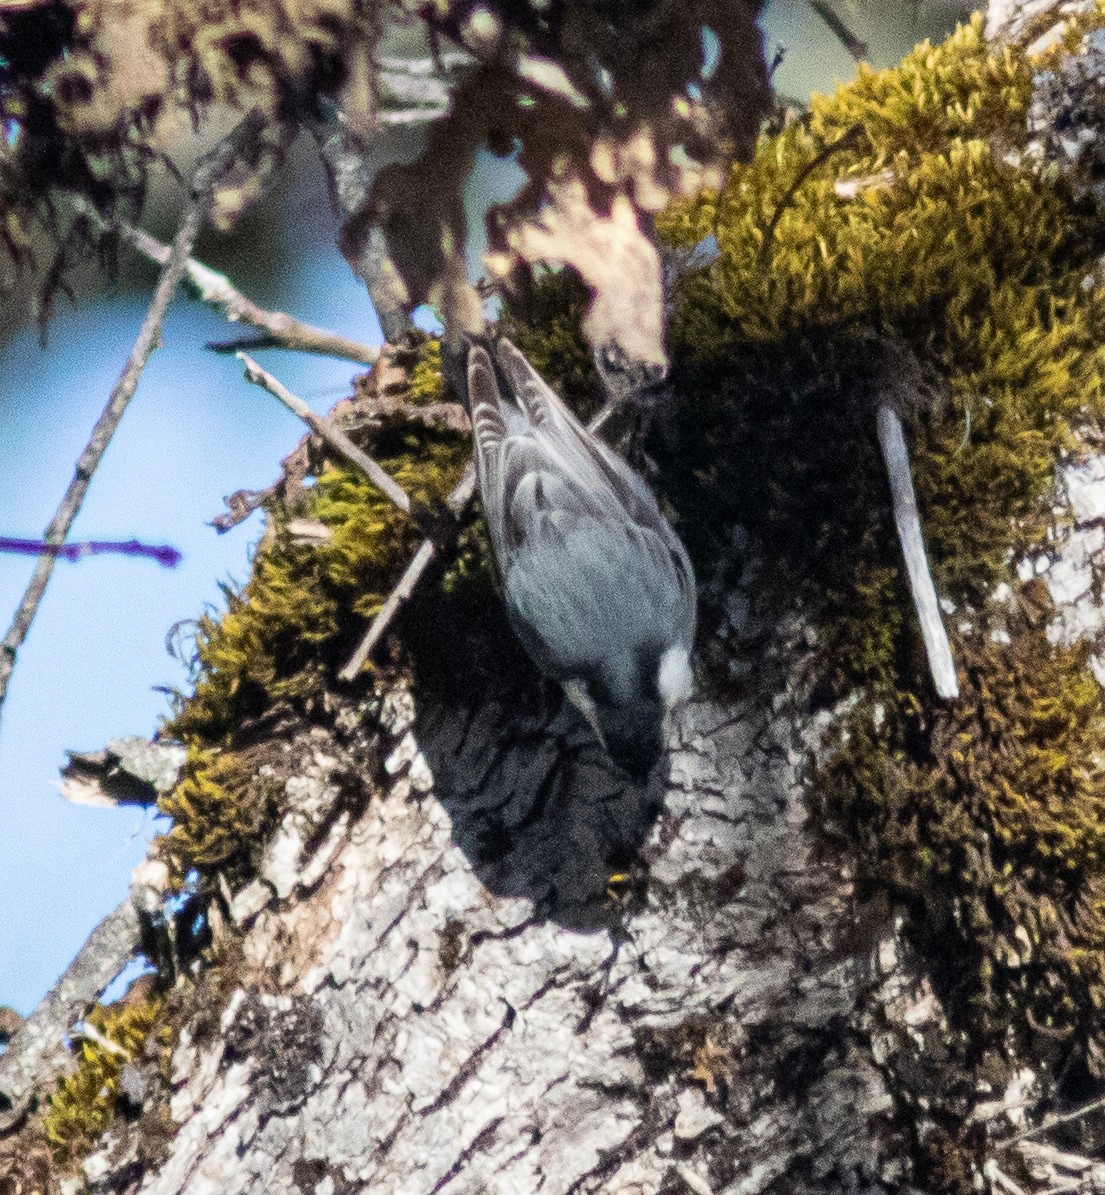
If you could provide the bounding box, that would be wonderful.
[808,0,869,60]
[997,1093,1105,1150]
[311,111,417,346]
[339,468,476,680]
[110,219,379,367]
[0,111,266,728]
[982,1160,1028,1195]
[676,1165,716,1195]
[0,898,140,1129]
[236,352,416,518]
[875,403,959,700]
[72,1020,131,1059]
[338,378,626,680]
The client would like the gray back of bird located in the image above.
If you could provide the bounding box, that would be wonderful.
[466,338,696,715]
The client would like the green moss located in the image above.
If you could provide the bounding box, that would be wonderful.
[159,340,474,886]
[43,995,169,1170]
[156,745,283,887]
[818,603,1105,1052]
[661,12,1105,1069]
[406,337,447,405]
[167,424,470,746]
[499,268,605,424]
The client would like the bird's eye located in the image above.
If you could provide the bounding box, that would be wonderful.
[638,653,660,700]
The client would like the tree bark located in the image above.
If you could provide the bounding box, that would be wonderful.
[10,3,1105,1194]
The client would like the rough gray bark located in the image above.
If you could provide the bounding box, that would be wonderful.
[81,608,906,1195]
[72,449,1105,1195]
[12,4,1105,1194]
[59,425,1105,1195]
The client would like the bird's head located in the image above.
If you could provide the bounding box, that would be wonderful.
[564,645,693,781]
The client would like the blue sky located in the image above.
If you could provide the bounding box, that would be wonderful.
[0,227,379,1013]
[0,2,966,1017]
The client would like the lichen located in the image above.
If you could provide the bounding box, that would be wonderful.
[659,11,1105,1077]
[42,993,170,1171]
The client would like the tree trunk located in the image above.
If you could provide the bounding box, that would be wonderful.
[10,3,1105,1193]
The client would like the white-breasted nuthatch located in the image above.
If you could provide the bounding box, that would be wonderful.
[466,338,697,779]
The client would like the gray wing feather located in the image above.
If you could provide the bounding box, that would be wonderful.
[496,337,694,606]
[469,338,697,687]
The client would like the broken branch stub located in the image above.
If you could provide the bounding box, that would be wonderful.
[875,402,959,700]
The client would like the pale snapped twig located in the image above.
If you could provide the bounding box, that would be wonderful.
[875,402,959,700]
[236,352,417,518]
[338,466,476,680]
[72,1019,131,1059]
[110,218,379,367]
[0,111,266,728]
[996,1092,1105,1150]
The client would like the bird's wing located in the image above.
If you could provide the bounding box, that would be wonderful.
[494,338,663,515]
[504,510,688,690]
[467,345,510,549]
[493,337,696,647]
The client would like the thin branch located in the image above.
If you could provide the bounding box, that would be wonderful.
[875,403,959,700]
[338,468,476,680]
[338,379,626,680]
[236,351,417,518]
[997,1092,1105,1150]
[110,218,379,367]
[0,897,140,1129]
[311,110,417,345]
[0,111,266,728]
[72,1020,131,1059]
[808,0,869,61]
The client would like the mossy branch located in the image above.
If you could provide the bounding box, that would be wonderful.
[0,898,141,1131]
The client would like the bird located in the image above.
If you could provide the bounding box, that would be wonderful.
[466,337,697,780]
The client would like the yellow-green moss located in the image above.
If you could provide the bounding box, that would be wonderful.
[660,12,1105,1067]
[156,745,283,887]
[43,995,168,1170]
[167,422,470,746]
[158,340,475,886]
[407,338,447,405]
[818,600,1105,1049]
[499,268,605,424]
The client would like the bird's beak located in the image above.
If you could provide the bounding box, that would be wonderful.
[563,680,607,749]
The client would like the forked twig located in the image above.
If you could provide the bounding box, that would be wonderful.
[236,352,415,517]
[0,111,266,727]
[875,403,958,700]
